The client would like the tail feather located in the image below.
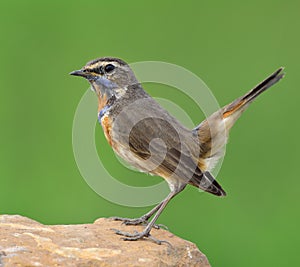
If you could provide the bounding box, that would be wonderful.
[189,171,226,197]
[241,67,284,104]
[223,67,285,119]
[193,67,285,173]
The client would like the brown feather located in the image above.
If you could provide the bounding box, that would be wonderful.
[194,67,284,172]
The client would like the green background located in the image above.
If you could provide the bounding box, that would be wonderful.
[0,1,299,266]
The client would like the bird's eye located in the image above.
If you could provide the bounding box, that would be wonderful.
[104,64,115,73]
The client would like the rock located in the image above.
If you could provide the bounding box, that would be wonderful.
[0,215,210,267]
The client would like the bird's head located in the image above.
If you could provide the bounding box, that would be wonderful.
[70,57,138,99]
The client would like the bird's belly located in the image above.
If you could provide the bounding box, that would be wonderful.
[111,143,155,174]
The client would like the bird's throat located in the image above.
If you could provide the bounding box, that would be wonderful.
[97,93,108,114]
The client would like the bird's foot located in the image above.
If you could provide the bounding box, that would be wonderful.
[111,228,171,246]
[110,216,148,226]
[110,216,168,230]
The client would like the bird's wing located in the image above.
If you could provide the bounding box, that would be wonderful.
[125,116,225,196]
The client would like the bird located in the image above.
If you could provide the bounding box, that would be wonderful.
[70,58,284,244]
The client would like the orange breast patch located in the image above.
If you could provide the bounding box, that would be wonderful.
[98,94,107,113]
[101,115,113,146]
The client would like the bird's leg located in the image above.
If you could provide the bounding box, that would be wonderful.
[112,187,183,244]
[110,201,164,229]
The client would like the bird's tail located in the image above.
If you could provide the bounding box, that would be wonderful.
[189,171,226,196]
[194,67,285,172]
[222,67,285,129]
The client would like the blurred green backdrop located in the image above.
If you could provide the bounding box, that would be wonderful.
[0,1,299,266]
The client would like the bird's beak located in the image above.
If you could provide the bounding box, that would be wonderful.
[69,69,87,77]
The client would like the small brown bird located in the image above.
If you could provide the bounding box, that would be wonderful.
[71,58,284,244]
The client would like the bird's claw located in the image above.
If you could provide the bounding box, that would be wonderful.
[110,216,148,226]
[111,228,170,246]
[110,216,167,230]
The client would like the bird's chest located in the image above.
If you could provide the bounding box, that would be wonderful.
[97,106,143,167]
[98,108,113,147]
[97,93,115,147]
[99,112,136,169]
[98,105,123,155]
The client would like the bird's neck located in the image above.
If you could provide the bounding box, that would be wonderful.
[96,83,147,117]
[91,82,118,113]
[97,91,117,114]
[97,93,107,114]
